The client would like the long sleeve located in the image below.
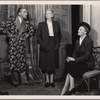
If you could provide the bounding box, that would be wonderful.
[36,22,46,50]
[58,21,62,42]
[0,21,15,38]
[72,41,78,58]
[37,23,42,44]
[22,21,35,39]
[55,21,62,50]
[75,40,93,63]
[27,24,35,36]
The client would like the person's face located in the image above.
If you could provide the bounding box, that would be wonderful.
[78,26,87,36]
[45,10,54,19]
[19,9,27,19]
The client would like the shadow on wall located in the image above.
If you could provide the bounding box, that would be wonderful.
[60,31,69,44]
[67,31,72,44]
[90,28,98,47]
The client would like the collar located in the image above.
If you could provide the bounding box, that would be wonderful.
[80,35,87,41]
[18,16,23,24]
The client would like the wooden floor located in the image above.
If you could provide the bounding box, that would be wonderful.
[0,80,64,95]
[0,77,100,95]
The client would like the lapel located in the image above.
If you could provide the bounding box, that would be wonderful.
[45,21,55,36]
[16,17,21,30]
[80,36,87,46]
[78,36,87,48]
[16,17,25,35]
[45,22,49,36]
[52,21,55,36]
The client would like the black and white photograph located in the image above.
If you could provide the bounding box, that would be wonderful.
[0,1,100,98]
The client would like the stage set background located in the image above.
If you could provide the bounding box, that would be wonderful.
[1,4,100,82]
[0,5,73,81]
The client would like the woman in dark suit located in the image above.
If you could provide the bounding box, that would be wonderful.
[37,9,61,88]
[61,22,95,95]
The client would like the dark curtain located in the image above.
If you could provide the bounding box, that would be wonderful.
[28,33,43,83]
[26,7,43,83]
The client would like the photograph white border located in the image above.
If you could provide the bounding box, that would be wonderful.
[0,0,100,99]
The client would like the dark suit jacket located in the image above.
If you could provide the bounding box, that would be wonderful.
[37,21,61,51]
[72,36,95,69]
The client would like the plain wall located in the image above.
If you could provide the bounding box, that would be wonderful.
[90,5,100,47]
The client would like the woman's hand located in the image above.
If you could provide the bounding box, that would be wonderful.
[66,57,75,62]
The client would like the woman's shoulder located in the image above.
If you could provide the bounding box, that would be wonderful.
[38,22,46,27]
[38,22,46,25]
[53,20,59,24]
[86,36,93,42]
[75,39,79,44]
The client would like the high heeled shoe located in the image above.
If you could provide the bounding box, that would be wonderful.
[0,91,9,95]
[45,82,50,88]
[50,82,55,87]
[63,91,72,95]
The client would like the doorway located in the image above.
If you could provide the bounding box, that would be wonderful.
[60,5,83,81]
[71,5,83,51]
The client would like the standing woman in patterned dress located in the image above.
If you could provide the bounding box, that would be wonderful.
[37,9,61,87]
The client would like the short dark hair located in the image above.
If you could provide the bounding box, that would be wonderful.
[17,7,27,15]
[17,7,22,15]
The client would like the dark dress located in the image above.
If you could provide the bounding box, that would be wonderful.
[37,21,61,74]
[40,36,59,74]
[67,36,95,80]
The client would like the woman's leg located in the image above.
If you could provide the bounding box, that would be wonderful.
[61,73,70,95]
[45,73,49,83]
[50,73,54,83]
[44,73,50,87]
[50,73,55,87]
[69,74,74,91]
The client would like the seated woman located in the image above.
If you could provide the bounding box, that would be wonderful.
[61,22,95,95]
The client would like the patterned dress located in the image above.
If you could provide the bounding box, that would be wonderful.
[0,17,35,72]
